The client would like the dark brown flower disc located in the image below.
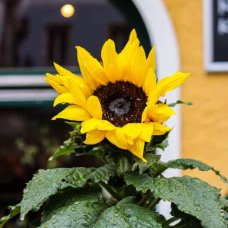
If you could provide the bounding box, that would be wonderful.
[93,81,147,127]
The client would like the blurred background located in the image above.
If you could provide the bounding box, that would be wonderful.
[0,0,228,226]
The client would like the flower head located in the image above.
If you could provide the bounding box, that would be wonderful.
[45,29,189,162]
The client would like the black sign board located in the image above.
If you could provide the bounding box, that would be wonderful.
[204,0,228,71]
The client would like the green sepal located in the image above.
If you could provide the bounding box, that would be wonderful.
[50,121,86,160]
[49,138,76,160]
[168,100,193,107]
[146,133,169,153]
[0,204,20,228]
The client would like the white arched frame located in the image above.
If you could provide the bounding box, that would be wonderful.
[132,0,181,218]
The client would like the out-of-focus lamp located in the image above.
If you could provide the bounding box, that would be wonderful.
[60,4,75,18]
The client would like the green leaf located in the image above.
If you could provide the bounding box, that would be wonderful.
[168,100,193,107]
[166,158,228,184]
[88,164,117,183]
[93,197,162,228]
[49,139,76,160]
[133,154,161,174]
[0,204,20,228]
[125,173,227,228]
[20,167,95,220]
[40,188,106,228]
[21,165,117,220]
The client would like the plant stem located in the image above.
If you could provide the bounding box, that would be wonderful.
[147,197,160,209]
[138,191,152,207]
[99,182,121,201]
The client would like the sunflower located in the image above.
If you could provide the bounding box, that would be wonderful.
[45,29,189,162]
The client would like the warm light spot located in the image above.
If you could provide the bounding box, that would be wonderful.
[60,4,75,18]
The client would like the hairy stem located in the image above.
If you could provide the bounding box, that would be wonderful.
[147,197,160,209]
[99,182,121,201]
[138,191,152,207]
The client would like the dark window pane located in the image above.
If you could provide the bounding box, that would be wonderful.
[0,0,151,72]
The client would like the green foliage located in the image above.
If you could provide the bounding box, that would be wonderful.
[0,204,20,228]
[168,100,193,107]
[40,193,163,228]
[146,133,169,153]
[165,158,228,184]
[125,173,227,228]
[133,154,161,174]
[20,164,117,220]
[89,164,117,183]
[40,188,106,228]
[2,121,228,227]
[93,197,162,228]
[20,168,94,220]
[50,138,76,160]
[134,158,228,184]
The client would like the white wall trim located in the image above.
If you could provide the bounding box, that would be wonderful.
[0,75,47,87]
[204,0,228,72]
[0,89,56,101]
[0,75,55,102]
[132,0,181,217]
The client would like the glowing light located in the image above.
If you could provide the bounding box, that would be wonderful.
[60,4,75,18]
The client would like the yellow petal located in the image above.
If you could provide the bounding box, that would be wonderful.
[129,139,147,162]
[45,73,66,94]
[117,29,139,80]
[64,77,88,107]
[121,29,139,55]
[52,105,90,121]
[101,39,118,82]
[86,96,102,119]
[122,123,142,140]
[148,72,190,104]
[81,118,115,134]
[147,47,156,71]
[143,68,157,96]
[53,93,77,107]
[118,30,147,86]
[54,62,80,78]
[141,106,150,122]
[76,46,107,89]
[128,46,147,87]
[97,120,116,131]
[153,122,172,135]
[81,118,99,134]
[106,129,128,150]
[140,123,153,142]
[147,104,176,123]
[54,63,91,96]
[84,130,105,144]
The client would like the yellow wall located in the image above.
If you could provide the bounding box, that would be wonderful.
[164,0,228,194]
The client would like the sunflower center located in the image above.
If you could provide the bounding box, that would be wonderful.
[109,97,131,116]
[93,81,147,127]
